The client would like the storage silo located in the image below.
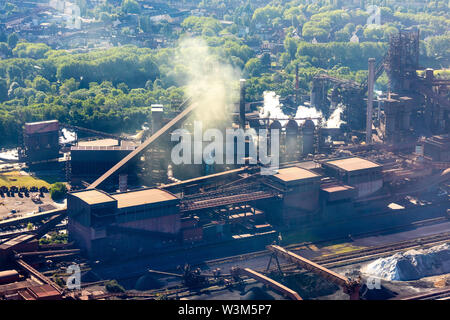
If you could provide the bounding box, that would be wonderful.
[302,119,315,156]
[285,119,299,160]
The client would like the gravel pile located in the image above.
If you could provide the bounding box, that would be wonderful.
[362,243,450,281]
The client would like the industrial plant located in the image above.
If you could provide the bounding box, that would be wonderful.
[0,28,448,302]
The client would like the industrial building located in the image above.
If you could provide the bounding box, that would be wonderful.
[422,135,450,162]
[19,120,60,163]
[268,166,321,224]
[0,29,447,301]
[69,143,137,186]
[66,154,390,259]
[323,157,383,198]
[68,188,180,258]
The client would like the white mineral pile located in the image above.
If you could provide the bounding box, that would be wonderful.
[362,243,450,281]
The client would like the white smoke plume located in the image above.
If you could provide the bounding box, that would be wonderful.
[173,37,241,128]
[259,91,344,128]
[326,104,344,128]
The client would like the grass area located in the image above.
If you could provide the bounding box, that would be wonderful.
[33,174,63,185]
[321,243,366,256]
[281,229,323,245]
[0,171,51,188]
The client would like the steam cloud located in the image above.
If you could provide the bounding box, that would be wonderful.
[174,37,241,128]
[260,91,344,128]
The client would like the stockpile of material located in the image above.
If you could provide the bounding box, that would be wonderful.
[362,244,450,281]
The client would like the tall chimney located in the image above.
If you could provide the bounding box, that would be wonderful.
[295,64,299,105]
[151,104,164,135]
[366,58,375,144]
[239,79,246,129]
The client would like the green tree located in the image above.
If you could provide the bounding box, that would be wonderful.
[33,76,51,92]
[0,42,10,57]
[0,78,8,102]
[7,33,19,49]
[244,58,262,77]
[49,182,67,201]
[12,43,51,59]
[121,0,140,14]
[284,37,298,60]
[60,78,80,95]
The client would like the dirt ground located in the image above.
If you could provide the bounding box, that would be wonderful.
[0,191,61,221]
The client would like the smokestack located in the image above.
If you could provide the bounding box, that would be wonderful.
[366,58,375,144]
[151,104,164,135]
[239,79,246,129]
[119,174,128,192]
[295,64,299,105]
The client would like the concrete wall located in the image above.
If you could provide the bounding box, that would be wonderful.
[120,213,181,234]
[353,179,383,198]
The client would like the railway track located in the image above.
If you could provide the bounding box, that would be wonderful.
[202,221,450,270]
[400,288,450,300]
[309,231,450,267]
[71,231,450,300]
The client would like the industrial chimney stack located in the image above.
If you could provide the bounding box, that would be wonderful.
[239,79,246,129]
[366,58,375,144]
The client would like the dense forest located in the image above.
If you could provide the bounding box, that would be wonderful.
[0,0,448,146]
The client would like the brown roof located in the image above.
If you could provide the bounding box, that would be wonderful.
[27,284,61,299]
[321,184,355,193]
[271,166,320,183]
[71,189,116,205]
[77,139,119,147]
[111,189,178,209]
[325,157,381,172]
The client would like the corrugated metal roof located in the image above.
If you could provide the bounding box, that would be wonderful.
[27,284,61,299]
[325,157,381,172]
[112,188,178,209]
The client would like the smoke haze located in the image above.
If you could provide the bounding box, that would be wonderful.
[174,37,241,128]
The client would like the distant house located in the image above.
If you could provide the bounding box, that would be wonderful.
[150,14,173,23]
[350,34,359,43]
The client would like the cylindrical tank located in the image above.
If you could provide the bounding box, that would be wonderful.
[302,119,315,156]
[285,119,299,158]
[268,120,282,155]
[269,120,282,131]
